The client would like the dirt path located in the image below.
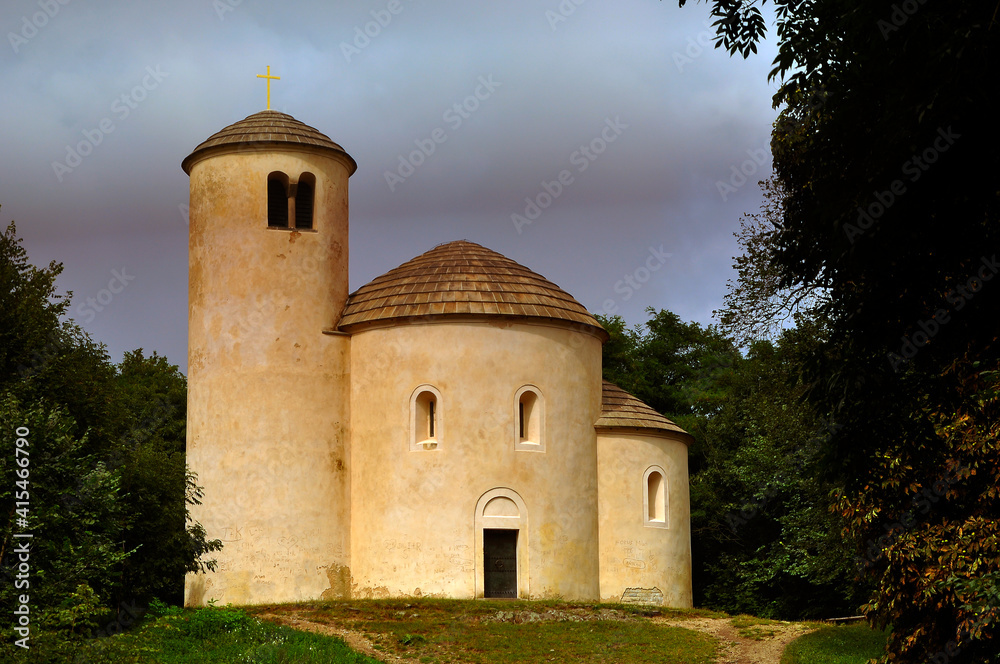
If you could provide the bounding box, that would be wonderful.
[259,612,423,664]
[259,610,817,664]
[654,616,817,664]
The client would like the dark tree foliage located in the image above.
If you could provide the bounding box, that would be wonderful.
[0,217,220,641]
[599,309,859,617]
[115,349,221,608]
[675,0,767,57]
[1,396,131,633]
[714,177,828,346]
[0,220,122,456]
[691,321,865,619]
[598,308,738,417]
[597,308,738,473]
[679,1,1000,660]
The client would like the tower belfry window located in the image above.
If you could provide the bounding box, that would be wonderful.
[295,173,315,229]
[267,173,289,227]
[267,172,316,230]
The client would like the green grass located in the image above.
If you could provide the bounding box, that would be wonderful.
[456,621,715,664]
[250,598,718,663]
[2,598,787,664]
[0,605,380,664]
[781,623,888,664]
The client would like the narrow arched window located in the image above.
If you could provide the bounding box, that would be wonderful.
[647,473,664,521]
[267,172,289,227]
[410,385,442,451]
[295,172,315,229]
[643,466,668,528]
[513,386,544,451]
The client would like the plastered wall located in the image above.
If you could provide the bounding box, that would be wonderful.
[596,430,692,607]
[349,320,604,600]
[184,148,354,606]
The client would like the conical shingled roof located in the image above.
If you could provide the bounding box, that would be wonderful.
[338,241,607,338]
[595,380,690,440]
[181,110,356,174]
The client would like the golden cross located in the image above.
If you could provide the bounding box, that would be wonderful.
[256,65,280,110]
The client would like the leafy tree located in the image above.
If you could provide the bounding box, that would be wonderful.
[691,322,864,618]
[674,0,767,58]
[599,309,859,616]
[676,1,1000,659]
[115,349,221,607]
[1,218,124,459]
[0,396,132,635]
[597,308,738,417]
[714,177,828,347]
[597,308,739,474]
[1,216,220,642]
[835,367,1000,662]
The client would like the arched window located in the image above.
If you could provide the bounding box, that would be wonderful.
[513,386,544,452]
[294,172,315,229]
[410,385,443,451]
[267,172,289,227]
[643,466,668,528]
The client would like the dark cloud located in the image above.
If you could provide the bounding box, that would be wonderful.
[0,0,779,372]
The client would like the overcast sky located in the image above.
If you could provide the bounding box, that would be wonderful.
[1,0,779,373]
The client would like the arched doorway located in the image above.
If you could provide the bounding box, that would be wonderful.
[475,488,528,598]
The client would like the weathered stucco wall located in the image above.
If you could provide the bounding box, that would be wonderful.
[349,321,604,600]
[596,430,692,607]
[184,147,354,606]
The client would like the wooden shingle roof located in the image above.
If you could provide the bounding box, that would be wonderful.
[181,110,356,174]
[338,240,607,338]
[596,380,690,440]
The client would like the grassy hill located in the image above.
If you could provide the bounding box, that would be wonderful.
[2,599,887,663]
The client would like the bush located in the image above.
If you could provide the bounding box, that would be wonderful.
[186,606,253,639]
[147,597,184,619]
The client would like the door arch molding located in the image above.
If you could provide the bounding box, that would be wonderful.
[474,488,528,598]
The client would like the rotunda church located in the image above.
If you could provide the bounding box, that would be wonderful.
[181,109,693,608]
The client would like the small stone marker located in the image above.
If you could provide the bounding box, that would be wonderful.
[621,587,664,605]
